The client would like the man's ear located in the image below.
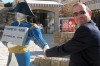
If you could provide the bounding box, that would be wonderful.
[89,11,92,17]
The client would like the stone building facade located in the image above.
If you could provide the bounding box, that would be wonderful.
[60,0,100,29]
[0,1,15,36]
[59,0,80,17]
[0,1,5,35]
[13,0,63,33]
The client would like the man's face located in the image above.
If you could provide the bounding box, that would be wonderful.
[73,4,91,26]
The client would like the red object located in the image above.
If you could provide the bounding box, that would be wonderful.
[61,18,76,32]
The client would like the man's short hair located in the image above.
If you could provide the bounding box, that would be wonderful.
[73,2,91,12]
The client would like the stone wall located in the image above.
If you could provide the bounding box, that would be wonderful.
[33,57,70,66]
[54,32,74,46]
[0,2,4,7]
[61,0,79,17]
[32,32,74,66]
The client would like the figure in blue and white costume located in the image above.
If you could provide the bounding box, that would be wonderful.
[7,19,49,66]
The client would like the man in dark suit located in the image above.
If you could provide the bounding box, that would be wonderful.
[45,2,100,66]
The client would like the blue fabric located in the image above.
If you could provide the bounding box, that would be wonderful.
[18,22,32,46]
[29,28,47,49]
[15,51,30,66]
[10,21,31,66]
[11,21,19,26]
[9,21,47,66]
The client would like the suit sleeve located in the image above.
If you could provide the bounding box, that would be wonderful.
[46,26,91,57]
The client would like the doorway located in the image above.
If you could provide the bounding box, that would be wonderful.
[92,9,100,30]
[27,10,54,34]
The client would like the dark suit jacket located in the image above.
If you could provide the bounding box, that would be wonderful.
[46,20,100,66]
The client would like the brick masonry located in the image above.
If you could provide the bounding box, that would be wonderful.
[33,57,70,66]
[54,32,74,46]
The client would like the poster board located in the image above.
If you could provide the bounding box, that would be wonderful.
[59,17,76,32]
[1,26,29,46]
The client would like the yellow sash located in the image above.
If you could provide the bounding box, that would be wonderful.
[8,46,29,53]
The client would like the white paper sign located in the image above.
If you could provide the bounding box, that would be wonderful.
[1,26,29,46]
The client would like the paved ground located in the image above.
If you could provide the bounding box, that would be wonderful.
[0,34,54,66]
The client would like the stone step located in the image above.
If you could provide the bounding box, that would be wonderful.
[32,57,70,66]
